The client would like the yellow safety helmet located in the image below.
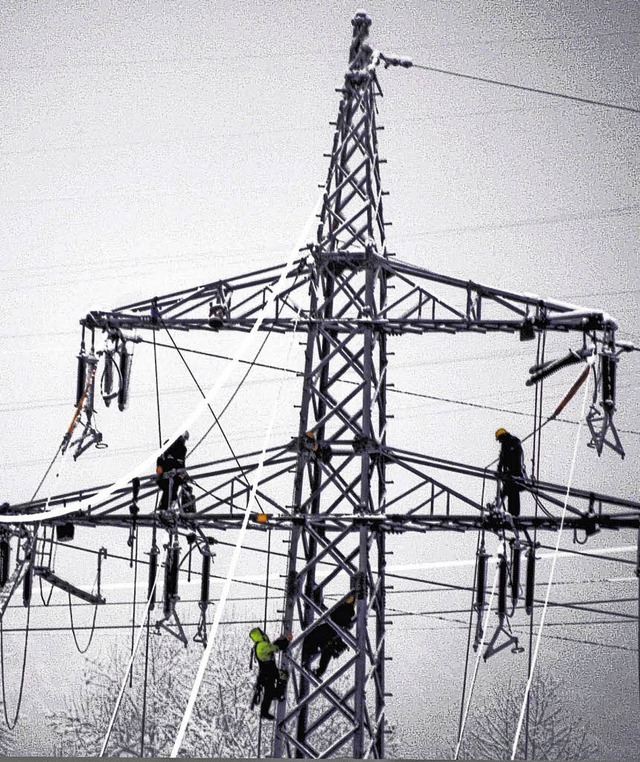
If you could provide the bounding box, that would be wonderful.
[495,427,508,440]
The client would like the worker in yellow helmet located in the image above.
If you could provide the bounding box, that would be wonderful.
[495,428,527,517]
[302,593,356,679]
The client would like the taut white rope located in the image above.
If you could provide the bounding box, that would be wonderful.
[169,198,321,758]
[2,199,322,527]
[510,371,591,760]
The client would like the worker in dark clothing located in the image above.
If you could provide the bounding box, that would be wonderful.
[495,428,527,517]
[156,432,189,511]
[302,594,356,679]
[249,628,292,720]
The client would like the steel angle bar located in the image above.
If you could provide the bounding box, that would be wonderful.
[380,284,432,320]
[383,476,444,515]
[334,278,368,318]
[301,459,362,516]
[385,454,485,515]
[315,269,362,315]
[321,726,358,759]
[308,683,358,735]
[314,543,360,590]
[325,156,369,204]
[310,382,365,434]
[296,524,358,580]
[325,204,369,245]
[311,332,365,384]
[286,655,358,722]
[315,330,366,380]
[160,289,213,320]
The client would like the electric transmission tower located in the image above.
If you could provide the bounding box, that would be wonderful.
[1,11,638,760]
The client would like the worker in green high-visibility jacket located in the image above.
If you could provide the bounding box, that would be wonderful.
[249,628,292,720]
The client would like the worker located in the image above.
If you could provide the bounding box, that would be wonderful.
[249,627,292,720]
[156,432,189,512]
[302,594,356,679]
[495,428,527,517]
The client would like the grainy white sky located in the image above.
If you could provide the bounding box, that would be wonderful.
[0,1,639,758]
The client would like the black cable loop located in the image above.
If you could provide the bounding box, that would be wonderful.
[99,350,123,403]
[0,525,39,731]
[129,528,138,689]
[152,325,163,447]
[38,530,56,608]
[67,590,99,654]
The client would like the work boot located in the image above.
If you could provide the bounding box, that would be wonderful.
[260,711,275,720]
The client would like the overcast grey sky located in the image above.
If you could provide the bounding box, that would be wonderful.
[0,1,639,758]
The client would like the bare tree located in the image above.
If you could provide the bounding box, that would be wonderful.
[47,626,263,757]
[47,624,396,758]
[457,670,600,761]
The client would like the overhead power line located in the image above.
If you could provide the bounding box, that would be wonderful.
[412,63,640,114]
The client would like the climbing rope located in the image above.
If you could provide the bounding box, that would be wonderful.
[0,527,40,730]
[510,369,592,760]
[456,470,489,746]
[169,199,316,757]
[0,603,32,730]
[524,329,546,758]
[140,326,165,755]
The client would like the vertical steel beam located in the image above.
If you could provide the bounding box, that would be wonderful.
[274,11,389,758]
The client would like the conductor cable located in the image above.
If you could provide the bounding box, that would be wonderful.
[412,62,640,115]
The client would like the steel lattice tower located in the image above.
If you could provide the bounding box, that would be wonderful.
[1,10,638,761]
[276,12,391,756]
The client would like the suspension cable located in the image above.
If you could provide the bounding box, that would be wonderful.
[160,318,267,514]
[98,559,162,758]
[453,542,501,759]
[256,528,273,759]
[152,323,163,447]
[510,369,592,759]
[524,329,546,758]
[189,331,273,458]
[140,329,165,754]
[457,469,489,743]
[411,62,640,115]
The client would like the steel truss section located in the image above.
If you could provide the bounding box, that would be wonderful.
[7,446,640,530]
[80,251,621,340]
[6,10,637,762]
